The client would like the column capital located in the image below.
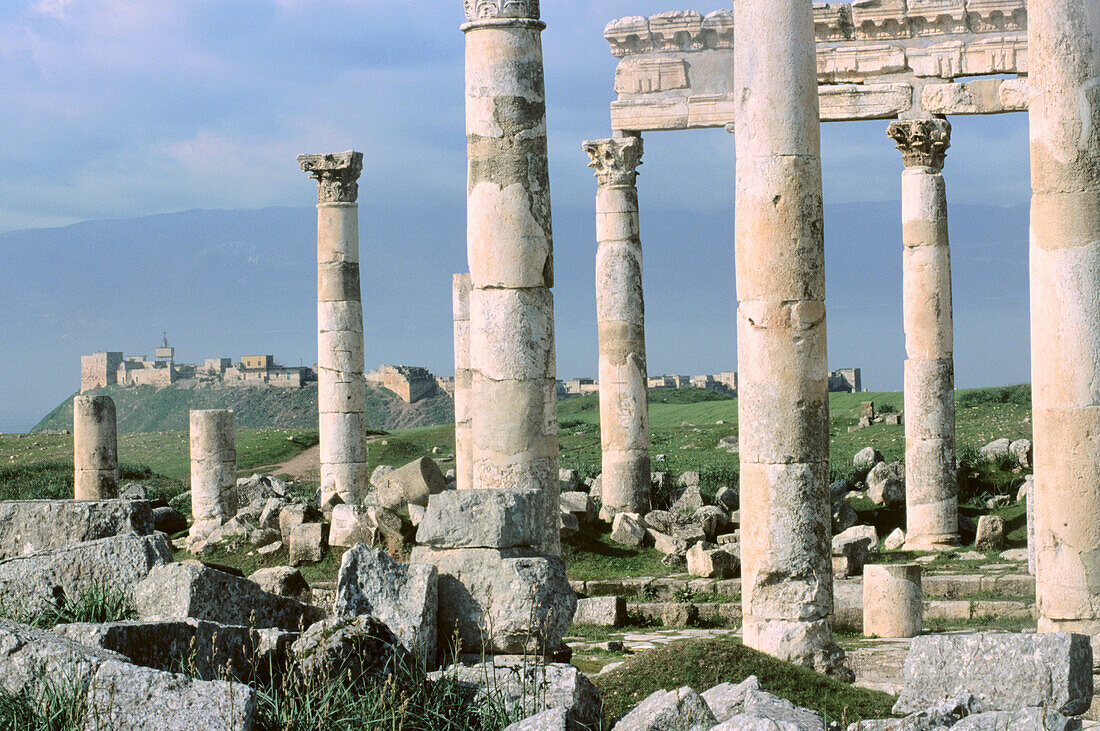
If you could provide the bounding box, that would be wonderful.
[582,136,643,188]
[298,150,363,204]
[464,0,539,21]
[887,118,952,170]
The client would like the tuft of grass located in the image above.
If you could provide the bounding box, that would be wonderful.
[0,582,137,629]
[594,637,897,726]
[0,674,86,731]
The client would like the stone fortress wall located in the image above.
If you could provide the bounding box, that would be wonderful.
[560,368,862,396]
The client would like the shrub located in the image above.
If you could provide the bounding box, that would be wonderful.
[956,384,1031,408]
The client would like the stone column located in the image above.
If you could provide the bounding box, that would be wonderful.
[189,409,237,539]
[463,0,559,555]
[298,151,369,507]
[734,0,835,668]
[73,394,118,500]
[863,564,923,638]
[583,135,650,514]
[453,272,474,491]
[1029,0,1100,636]
[887,118,959,551]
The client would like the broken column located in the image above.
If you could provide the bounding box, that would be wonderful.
[887,118,959,551]
[188,409,237,544]
[73,394,119,500]
[734,0,835,667]
[298,151,369,506]
[1029,0,1100,636]
[863,564,922,638]
[453,273,473,491]
[583,135,650,514]
[463,0,559,554]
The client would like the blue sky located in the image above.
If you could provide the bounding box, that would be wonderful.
[0,1,1033,432]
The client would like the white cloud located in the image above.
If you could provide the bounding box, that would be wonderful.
[33,0,75,19]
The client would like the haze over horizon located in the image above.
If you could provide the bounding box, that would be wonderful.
[0,1,1033,433]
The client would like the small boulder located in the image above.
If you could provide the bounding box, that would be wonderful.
[672,485,705,514]
[611,512,646,547]
[975,515,1005,551]
[702,675,762,722]
[677,472,701,488]
[278,503,323,543]
[715,486,738,511]
[884,528,906,551]
[559,469,582,493]
[249,566,312,604]
[831,503,859,534]
[686,542,738,579]
[615,686,716,730]
[979,439,1012,463]
[694,505,731,542]
[152,506,188,535]
[853,447,884,474]
[290,615,404,687]
[867,462,905,507]
[289,523,327,566]
[1009,439,1032,469]
[560,491,596,525]
[835,524,879,553]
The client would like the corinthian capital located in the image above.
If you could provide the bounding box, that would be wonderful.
[582,136,644,188]
[887,118,952,170]
[297,150,363,204]
[464,0,539,21]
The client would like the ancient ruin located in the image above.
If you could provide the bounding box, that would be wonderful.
[73,394,119,500]
[452,272,473,491]
[463,0,559,554]
[299,150,370,506]
[583,135,651,514]
[187,409,238,548]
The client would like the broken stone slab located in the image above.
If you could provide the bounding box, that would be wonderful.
[329,504,403,549]
[686,542,739,579]
[951,707,1073,730]
[503,706,571,731]
[560,491,596,524]
[333,544,438,664]
[835,524,879,553]
[694,505,731,542]
[713,688,825,730]
[649,529,688,556]
[416,488,542,549]
[614,686,716,730]
[410,546,575,656]
[847,694,983,731]
[611,512,646,547]
[153,506,187,535]
[559,468,582,493]
[0,533,173,617]
[560,511,580,539]
[376,457,445,510]
[892,632,1093,717]
[289,615,404,687]
[974,515,1005,551]
[288,522,327,566]
[278,503,323,543]
[831,502,859,535]
[0,619,256,731]
[0,499,154,560]
[672,485,705,514]
[134,563,325,632]
[432,658,601,730]
[884,528,906,551]
[702,675,762,722]
[867,462,905,507]
[249,566,312,604]
[573,596,626,627]
[645,510,706,543]
[55,618,295,682]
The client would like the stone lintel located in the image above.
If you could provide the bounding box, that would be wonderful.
[297,150,363,204]
[888,118,952,169]
[582,136,643,188]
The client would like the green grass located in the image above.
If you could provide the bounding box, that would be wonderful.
[924,614,1036,634]
[593,637,897,725]
[174,543,348,585]
[0,675,86,731]
[561,524,670,581]
[0,582,136,629]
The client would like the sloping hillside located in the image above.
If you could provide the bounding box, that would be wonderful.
[32,381,454,434]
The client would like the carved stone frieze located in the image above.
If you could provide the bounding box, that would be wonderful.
[887,118,952,170]
[815,3,854,41]
[463,0,538,22]
[906,0,967,37]
[298,151,363,204]
[582,137,644,188]
[615,57,689,95]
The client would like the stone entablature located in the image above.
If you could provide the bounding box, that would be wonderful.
[604,1,1028,132]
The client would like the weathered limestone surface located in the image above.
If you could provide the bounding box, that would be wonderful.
[892,632,1093,716]
[888,118,959,551]
[734,0,835,669]
[453,272,474,491]
[0,534,173,616]
[0,619,256,731]
[1028,0,1100,638]
[189,409,238,547]
[863,564,922,638]
[463,0,559,555]
[73,394,119,499]
[0,499,153,560]
[583,135,651,515]
[416,488,542,549]
[299,150,369,506]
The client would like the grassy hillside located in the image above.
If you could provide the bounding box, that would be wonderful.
[31,381,454,435]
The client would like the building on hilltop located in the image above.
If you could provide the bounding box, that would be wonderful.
[828,368,862,394]
[554,367,862,400]
[365,365,439,404]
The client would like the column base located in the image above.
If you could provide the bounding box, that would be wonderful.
[904,533,960,551]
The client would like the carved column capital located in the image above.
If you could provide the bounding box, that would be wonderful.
[464,0,539,21]
[582,136,643,188]
[297,150,363,204]
[887,118,952,170]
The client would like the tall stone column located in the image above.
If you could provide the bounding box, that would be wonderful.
[298,151,369,507]
[463,0,559,555]
[887,118,959,551]
[1029,0,1100,635]
[73,394,118,500]
[453,272,474,491]
[583,135,650,514]
[734,0,835,668]
[188,409,237,546]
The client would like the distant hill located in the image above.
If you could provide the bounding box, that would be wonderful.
[31,382,454,434]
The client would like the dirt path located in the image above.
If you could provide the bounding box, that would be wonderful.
[260,433,388,482]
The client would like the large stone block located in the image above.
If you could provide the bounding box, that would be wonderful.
[288,522,327,566]
[410,546,575,655]
[134,563,325,632]
[376,457,446,509]
[333,545,438,664]
[249,566,312,604]
[892,632,1093,716]
[55,619,294,682]
[289,615,403,688]
[328,504,403,549]
[614,686,717,730]
[573,596,626,627]
[0,533,173,616]
[0,619,256,731]
[416,489,542,549]
[0,499,154,560]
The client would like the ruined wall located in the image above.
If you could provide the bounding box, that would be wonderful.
[80,352,123,393]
